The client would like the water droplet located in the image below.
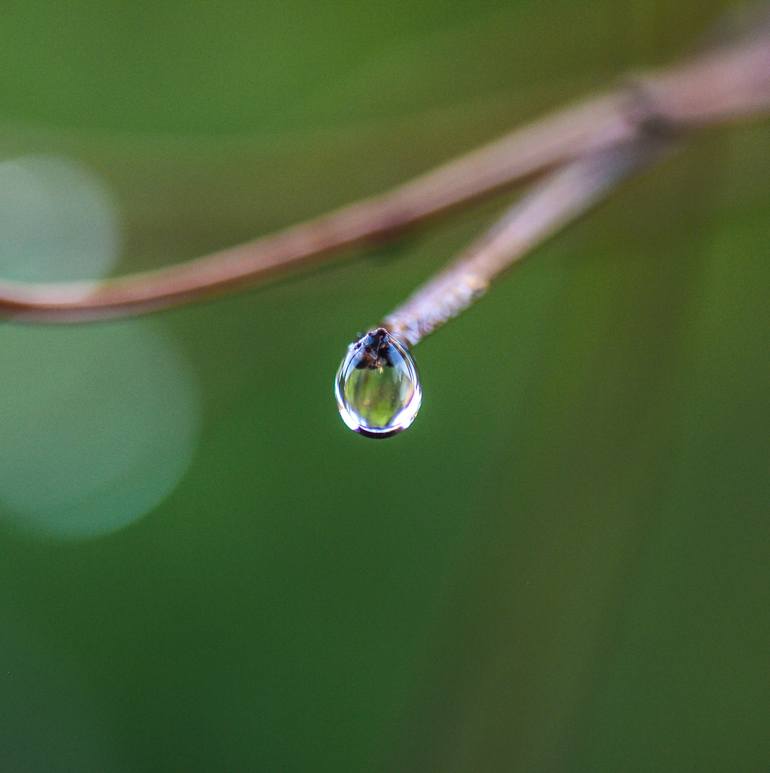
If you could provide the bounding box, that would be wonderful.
[335,327,422,438]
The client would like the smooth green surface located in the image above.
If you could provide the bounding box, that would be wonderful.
[0,1,768,771]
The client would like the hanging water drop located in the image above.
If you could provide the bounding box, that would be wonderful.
[335,327,422,438]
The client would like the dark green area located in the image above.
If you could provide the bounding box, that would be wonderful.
[0,1,767,771]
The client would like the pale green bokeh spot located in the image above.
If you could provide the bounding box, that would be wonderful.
[0,154,120,283]
[0,321,201,539]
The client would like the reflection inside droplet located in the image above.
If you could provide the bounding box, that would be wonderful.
[0,321,201,540]
[335,327,422,438]
[0,154,120,290]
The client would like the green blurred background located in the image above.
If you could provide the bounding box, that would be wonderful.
[0,1,768,770]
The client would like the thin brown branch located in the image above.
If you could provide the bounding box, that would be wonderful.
[0,93,636,322]
[385,139,669,346]
[1,16,769,323]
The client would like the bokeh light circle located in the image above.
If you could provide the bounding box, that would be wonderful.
[0,321,201,540]
[0,154,120,284]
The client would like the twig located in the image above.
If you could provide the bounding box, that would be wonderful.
[0,16,769,323]
[0,94,637,322]
[384,138,669,346]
